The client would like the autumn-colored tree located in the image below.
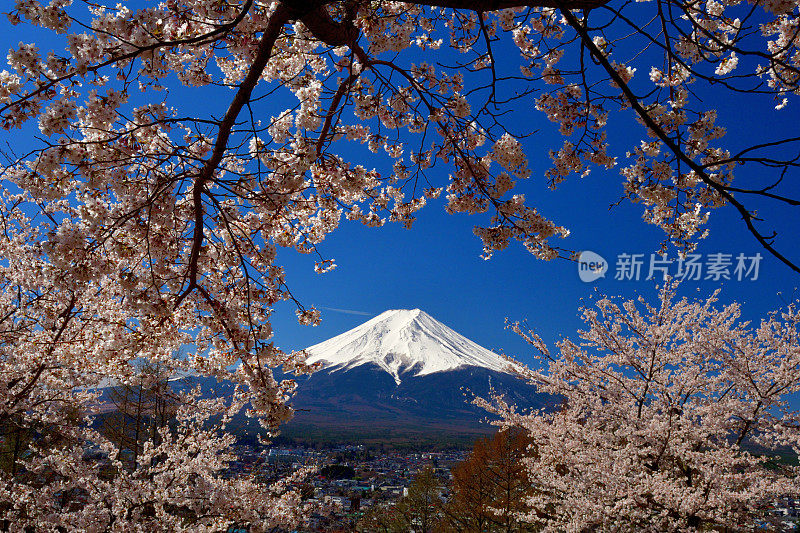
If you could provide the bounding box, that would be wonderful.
[1,0,799,529]
[485,282,800,531]
[443,428,537,532]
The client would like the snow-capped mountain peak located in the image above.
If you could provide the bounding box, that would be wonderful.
[303,309,516,384]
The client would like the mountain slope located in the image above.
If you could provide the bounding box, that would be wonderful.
[304,309,516,384]
[94,310,553,446]
[278,309,552,445]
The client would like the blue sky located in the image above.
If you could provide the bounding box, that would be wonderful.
[263,7,800,363]
[2,5,799,368]
[266,18,800,360]
[269,152,796,365]
[265,45,799,361]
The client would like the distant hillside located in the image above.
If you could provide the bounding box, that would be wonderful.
[94,309,554,447]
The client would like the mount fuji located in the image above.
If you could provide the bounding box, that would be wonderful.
[304,309,519,384]
[278,309,553,445]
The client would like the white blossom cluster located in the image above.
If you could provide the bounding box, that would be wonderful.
[482,282,800,531]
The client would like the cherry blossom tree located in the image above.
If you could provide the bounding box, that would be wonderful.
[0,392,317,530]
[0,0,799,527]
[488,282,800,531]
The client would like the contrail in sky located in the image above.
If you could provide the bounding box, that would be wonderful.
[319,306,373,316]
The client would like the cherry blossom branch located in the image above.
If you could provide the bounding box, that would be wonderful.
[2,294,76,418]
[316,72,359,156]
[1,0,257,116]
[560,6,800,274]
[177,4,293,308]
[406,0,609,10]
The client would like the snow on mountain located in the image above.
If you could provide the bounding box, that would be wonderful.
[304,309,517,385]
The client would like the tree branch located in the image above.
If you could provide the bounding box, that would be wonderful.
[560,6,800,274]
[177,4,294,307]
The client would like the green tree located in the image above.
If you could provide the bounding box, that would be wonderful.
[397,467,444,533]
[0,405,81,477]
[358,466,443,533]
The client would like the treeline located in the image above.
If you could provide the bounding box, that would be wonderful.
[357,429,537,532]
[99,363,179,471]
